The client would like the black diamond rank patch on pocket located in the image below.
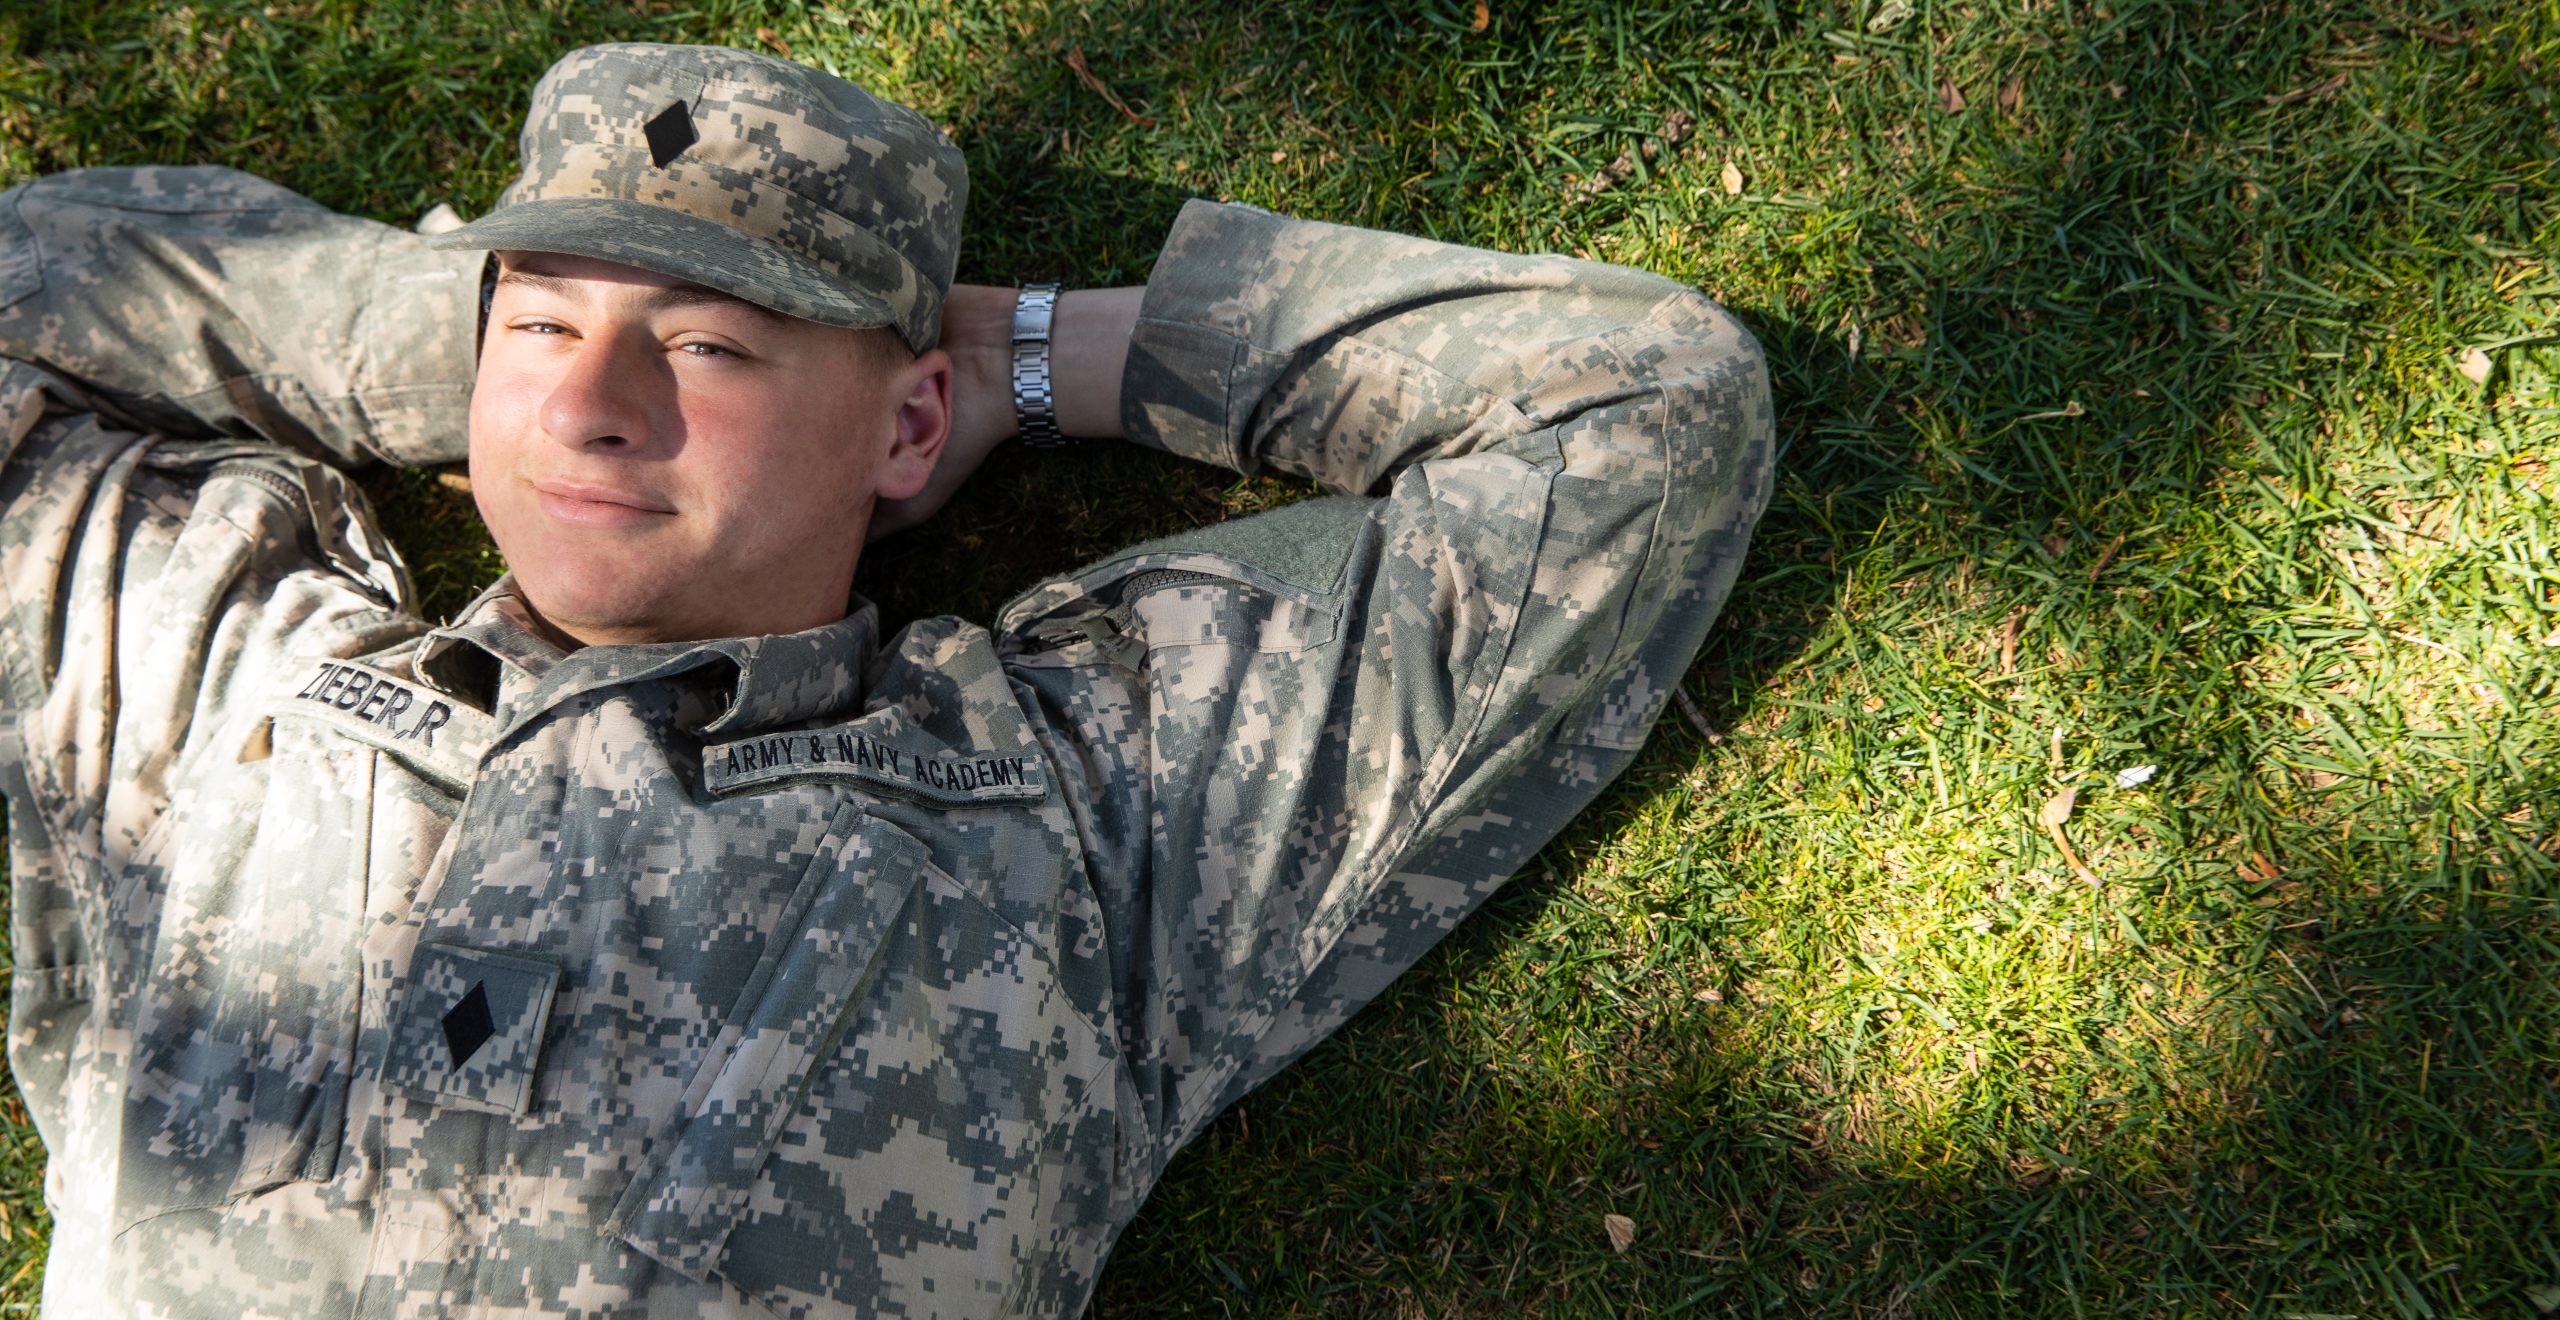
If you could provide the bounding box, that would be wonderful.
[442,983,496,1068]
[644,100,698,167]
[384,943,562,1117]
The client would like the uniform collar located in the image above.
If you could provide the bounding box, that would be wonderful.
[415,577,880,739]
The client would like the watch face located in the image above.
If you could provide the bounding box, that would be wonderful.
[1012,284,1061,340]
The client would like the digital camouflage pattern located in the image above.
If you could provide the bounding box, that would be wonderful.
[429,43,968,352]
[0,161,1771,1317]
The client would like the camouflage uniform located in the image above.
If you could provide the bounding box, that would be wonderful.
[0,68,1771,1320]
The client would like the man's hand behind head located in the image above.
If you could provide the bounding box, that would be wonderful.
[866,283,1019,542]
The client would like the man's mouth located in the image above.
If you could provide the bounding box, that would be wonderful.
[528,478,676,529]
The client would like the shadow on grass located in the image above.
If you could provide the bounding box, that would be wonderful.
[1062,46,2554,1314]
[1089,288,2556,1315]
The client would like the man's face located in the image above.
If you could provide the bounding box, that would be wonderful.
[468,252,948,647]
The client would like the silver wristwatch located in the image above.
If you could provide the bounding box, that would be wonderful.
[1010,282,1068,447]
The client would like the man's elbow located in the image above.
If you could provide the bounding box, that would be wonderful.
[1651,282,1770,414]
[1598,283,1775,469]
[1594,286,1777,539]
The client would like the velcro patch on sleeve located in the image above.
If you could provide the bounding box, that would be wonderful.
[702,724,1047,805]
[270,658,494,791]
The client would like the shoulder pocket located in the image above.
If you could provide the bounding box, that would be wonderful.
[606,806,927,1281]
[1003,549,1351,666]
[999,496,1373,663]
[1115,567,1343,656]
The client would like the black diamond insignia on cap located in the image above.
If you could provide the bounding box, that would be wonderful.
[643,100,699,168]
[442,982,497,1069]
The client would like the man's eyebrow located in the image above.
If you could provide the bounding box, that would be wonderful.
[496,261,786,323]
[641,283,787,322]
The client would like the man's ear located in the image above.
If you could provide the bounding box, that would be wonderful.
[872,346,952,502]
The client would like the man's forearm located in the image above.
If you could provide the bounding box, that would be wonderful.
[0,167,482,467]
[941,283,1140,444]
[1049,287,1142,439]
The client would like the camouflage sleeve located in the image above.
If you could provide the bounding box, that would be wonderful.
[1001,201,1775,1173]
[0,165,482,467]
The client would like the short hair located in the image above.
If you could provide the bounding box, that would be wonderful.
[844,323,913,378]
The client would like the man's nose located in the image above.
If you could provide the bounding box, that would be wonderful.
[537,332,659,452]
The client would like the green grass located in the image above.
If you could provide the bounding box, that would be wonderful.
[4,0,2557,1314]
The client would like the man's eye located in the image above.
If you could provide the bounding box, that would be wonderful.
[677,341,736,358]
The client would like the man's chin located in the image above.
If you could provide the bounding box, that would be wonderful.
[511,575,688,648]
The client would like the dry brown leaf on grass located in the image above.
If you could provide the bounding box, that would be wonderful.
[1997,75,2024,113]
[1940,80,1966,113]
[1720,159,1744,195]
[1064,46,1156,128]
[755,27,790,57]
[1604,1214,1637,1254]
[2038,787,2102,886]
[1472,0,1490,31]
[2088,533,2126,583]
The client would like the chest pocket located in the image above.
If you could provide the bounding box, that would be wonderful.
[116,720,365,1207]
[605,807,1117,1318]
[605,803,928,1279]
[110,706,462,1212]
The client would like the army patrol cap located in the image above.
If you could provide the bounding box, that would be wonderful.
[429,42,965,352]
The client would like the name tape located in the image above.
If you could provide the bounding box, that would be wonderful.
[703,724,1046,805]
[271,659,495,790]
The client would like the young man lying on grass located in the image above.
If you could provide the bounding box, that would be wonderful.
[0,40,1769,1317]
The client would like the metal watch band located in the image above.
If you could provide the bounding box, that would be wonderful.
[1010,282,1068,448]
